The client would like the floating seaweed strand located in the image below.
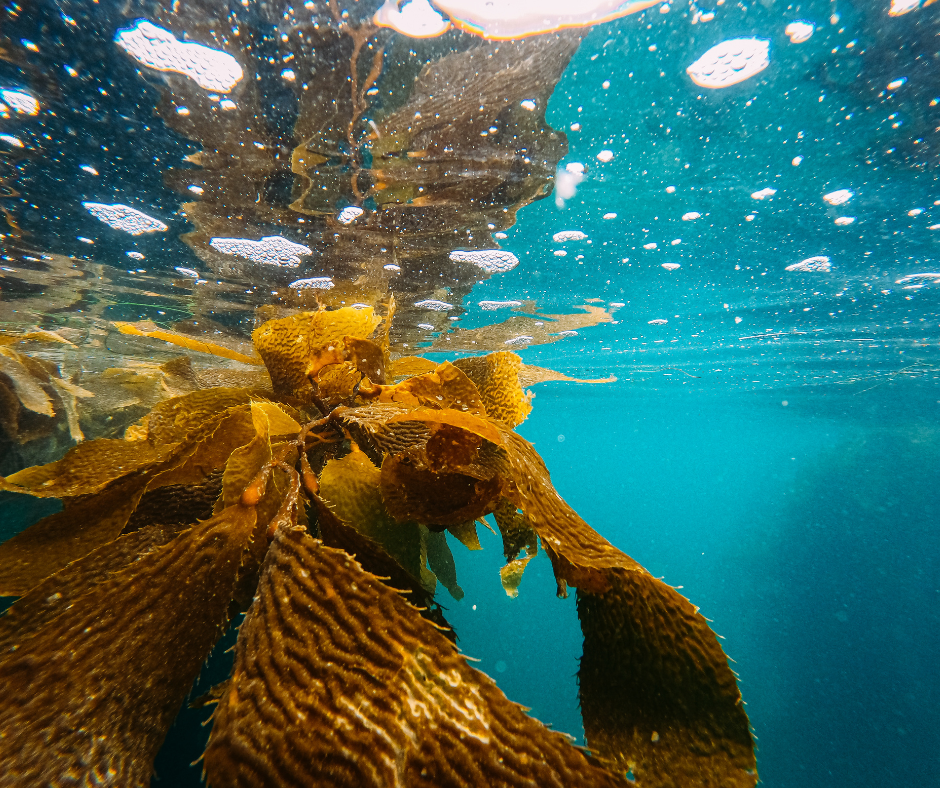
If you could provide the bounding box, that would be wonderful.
[0,304,757,787]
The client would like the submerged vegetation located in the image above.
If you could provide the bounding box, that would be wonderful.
[0,303,756,787]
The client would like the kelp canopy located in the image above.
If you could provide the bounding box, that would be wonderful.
[0,304,756,787]
[1,1,755,786]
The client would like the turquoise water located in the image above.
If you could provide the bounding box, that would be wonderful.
[2,1,939,786]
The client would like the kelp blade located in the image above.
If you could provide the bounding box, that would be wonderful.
[204,526,626,788]
[0,505,257,787]
[494,428,757,786]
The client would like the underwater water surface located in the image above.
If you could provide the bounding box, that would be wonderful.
[1,1,939,787]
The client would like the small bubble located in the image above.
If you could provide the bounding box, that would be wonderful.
[495,660,508,673]
[557,434,565,442]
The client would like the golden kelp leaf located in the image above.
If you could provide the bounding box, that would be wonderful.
[141,387,268,445]
[425,421,484,471]
[518,364,617,386]
[494,428,757,787]
[0,438,168,498]
[0,402,270,594]
[334,402,433,458]
[139,406,259,491]
[0,475,147,596]
[0,346,54,417]
[381,453,501,527]
[113,320,263,366]
[454,352,532,428]
[252,307,382,397]
[492,497,539,562]
[387,407,502,447]
[311,495,437,617]
[500,555,533,598]
[0,504,257,786]
[203,526,626,788]
[315,360,363,404]
[217,402,274,511]
[318,446,428,589]
[447,519,482,551]
[0,526,180,652]
[371,361,488,415]
[123,473,223,534]
[253,400,302,437]
[344,336,386,383]
[578,580,757,788]
[387,355,439,379]
[0,328,75,346]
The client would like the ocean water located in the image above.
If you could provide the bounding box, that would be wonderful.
[1,1,939,786]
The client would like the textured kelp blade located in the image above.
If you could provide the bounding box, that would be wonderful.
[0,438,168,498]
[252,307,381,397]
[381,452,501,527]
[0,504,257,787]
[217,402,274,511]
[312,495,436,615]
[387,354,439,379]
[203,526,626,788]
[113,321,263,366]
[318,446,430,590]
[495,428,757,786]
[387,407,502,446]
[144,405,260,490]
[447,519,482,551]
[492,497,539,562]
[373,361,488,415]
[578,581,757,788]
[453,352,532,427]
[0,475,147,596]
[141,387,273,445]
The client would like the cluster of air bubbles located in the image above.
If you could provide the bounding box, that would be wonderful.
[552,230,588,242]
[823,190,854,206]
[209,236,311,267]
[786,256,832,273]
[751,188,776,200]
[289,277,334,290]
[448,249,519,273]
[414,299,453,311]
[374,0,450,38]
[82,203,168,235]
[686,39,770,89]
[554,162,584,208]
[478,300,523,310]
[0,88,39,115]
[889,0,920,15]
[115,20,243,92]
[785,21,814,43]
[337,206,363,225]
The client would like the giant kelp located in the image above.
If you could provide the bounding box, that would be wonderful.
[0,304,756,787]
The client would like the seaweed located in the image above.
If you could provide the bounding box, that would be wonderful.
[0,304,756,787]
